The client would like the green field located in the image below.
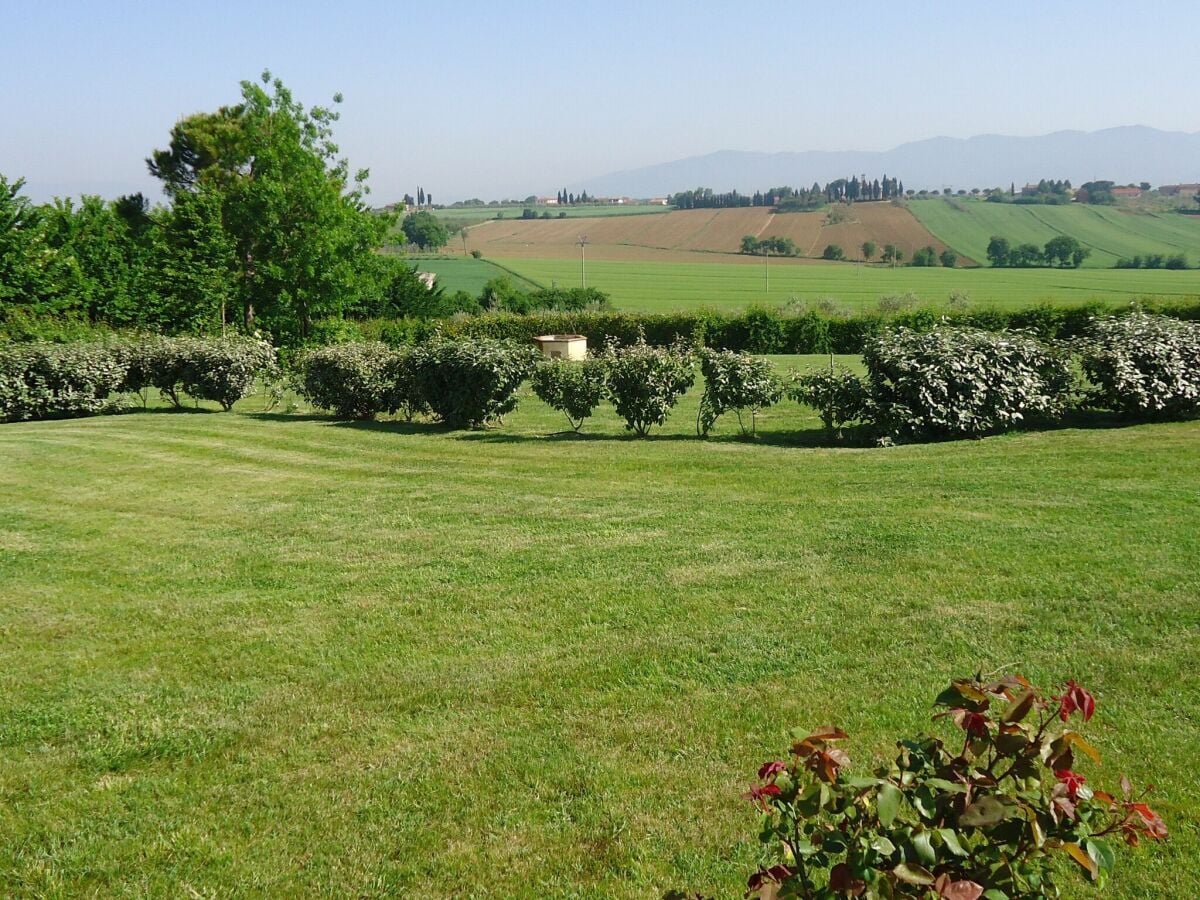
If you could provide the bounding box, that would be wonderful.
[910,198,1200,269]
[494,257,1200,312]
[399,255,542,295]
[1,377,1197,896]
[434,204,671,229]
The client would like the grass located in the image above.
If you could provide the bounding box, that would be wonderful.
[1,373,1198,897]
[495,257,1200,312]
[400,255,543,295]
[910,198,1200,269]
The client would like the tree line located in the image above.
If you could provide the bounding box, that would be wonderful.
[0,72,423,348]
[670,176,904,211]
[401,187,434,208]
[554,190,594,205]
[986,235,1091,268]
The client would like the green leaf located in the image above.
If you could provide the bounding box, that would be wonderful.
[877,783,902,827]
[870,835,896,856]
[938,828,968,857]
[1086,839,1116,874]
[893,863,935,886]
[982,891,1009,900]
[924,778,968,794]
[911,831,936,866]
[959,796,1018,828]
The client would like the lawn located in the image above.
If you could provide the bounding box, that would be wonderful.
[910,198,1200,269]
[496,257,1200,312]
[1,376,1197,896]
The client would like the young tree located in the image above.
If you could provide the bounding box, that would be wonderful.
[910,245,939,267]
[1044,235,1083,268]
[0,176,78,314]
[986,236,1012,267]
[939,248,958,268]
[861,240,877,262]
[402,211,449,250]
[151,188,236,333]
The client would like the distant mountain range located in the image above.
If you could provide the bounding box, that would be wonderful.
[569,127,1200,198]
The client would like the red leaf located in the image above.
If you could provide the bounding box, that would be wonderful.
[1129,802,1168,839]
[757,760,786,780]
[1057,680,1096,723]
[935,873,984,900]
[1055,770,1087,801]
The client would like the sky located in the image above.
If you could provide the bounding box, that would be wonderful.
[3,0,1199,205]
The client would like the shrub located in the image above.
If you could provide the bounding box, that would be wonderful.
[530,358,606,432]
[863,327,1072,442]
[292,342,399,420]
[408,336,538,428]
[788,364,868,440]
[178,336,278,411]
[470,249,482,259]
[910,245,939,267]
[742,675,1166,898]
[823,244,845,261]
[0,341,128,422]
[696,349,782,437]
[123,335,200,408]
[1079,312,1200,419]
[600,336,695,436]
[386,347,428,421]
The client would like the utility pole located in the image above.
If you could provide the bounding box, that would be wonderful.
[763,246,769,293]
[577,235,589,288]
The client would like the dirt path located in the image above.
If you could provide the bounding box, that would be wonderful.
[753,213,776,238]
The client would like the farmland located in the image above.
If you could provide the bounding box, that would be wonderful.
[410,200,1200,312]
[398,254,540,295]
[464,203,956,264]
[910,198,1200,268]
[1,382,1197,897]
[457,256,1200,313]
[433,204,671,230]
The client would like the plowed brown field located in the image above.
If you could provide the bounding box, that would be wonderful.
[465,202,972,265]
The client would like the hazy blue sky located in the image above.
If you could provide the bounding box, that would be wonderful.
[4,0,1198,204]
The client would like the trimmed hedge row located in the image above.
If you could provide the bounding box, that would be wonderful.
[347,298,1200,355]
[5,315,1198,443]
[0,335,278,423]
[291,313,1200,442]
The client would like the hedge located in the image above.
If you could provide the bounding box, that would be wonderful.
[1,335,278,422]
[344,298,1200,355]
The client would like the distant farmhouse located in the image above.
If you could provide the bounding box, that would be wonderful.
[1160,183,1200,196]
